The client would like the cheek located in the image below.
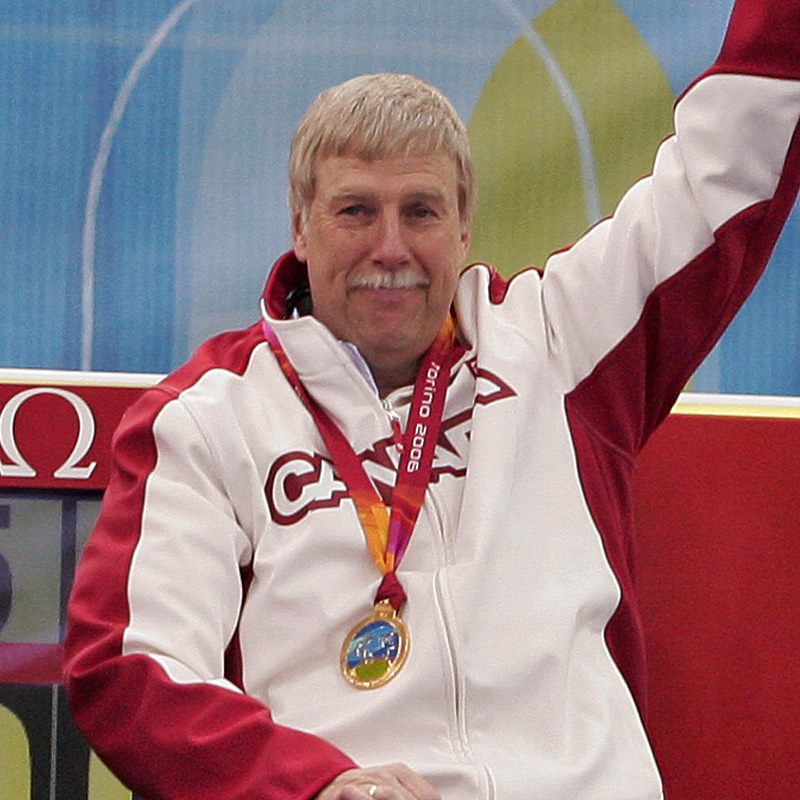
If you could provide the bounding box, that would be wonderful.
[307,268,343,312]
[434,242,465,291]
[425,268,459,317]
[443,269,460,306]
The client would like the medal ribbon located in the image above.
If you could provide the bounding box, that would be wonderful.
[262,317,465,612]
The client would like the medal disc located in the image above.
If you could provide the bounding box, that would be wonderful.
[340,600,410,689]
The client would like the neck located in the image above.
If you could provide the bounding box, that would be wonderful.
[346,318,456,398]
[370,356,422,398]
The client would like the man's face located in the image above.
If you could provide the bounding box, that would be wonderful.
[292,151,471,380]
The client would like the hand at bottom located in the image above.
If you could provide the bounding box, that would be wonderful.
[317,763,441,800]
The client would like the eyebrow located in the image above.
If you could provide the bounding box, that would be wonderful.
[328,189,373,204]
[403,189,448,205]
[328,187,449,206]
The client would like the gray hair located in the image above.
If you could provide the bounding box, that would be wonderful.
[288,73,476,222]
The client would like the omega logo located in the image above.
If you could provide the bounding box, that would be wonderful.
[0,388,97,480]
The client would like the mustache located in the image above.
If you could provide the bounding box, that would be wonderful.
[347,268,431,291]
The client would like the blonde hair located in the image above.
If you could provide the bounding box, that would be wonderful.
[289,73,475,222]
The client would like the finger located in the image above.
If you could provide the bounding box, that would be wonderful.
[338,782,409,800]
[336,784,378,800]
[385,764,441,800]
[318,764,437,800]
[396,772,440,800]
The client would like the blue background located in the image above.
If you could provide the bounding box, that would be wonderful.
[1,0,798,394]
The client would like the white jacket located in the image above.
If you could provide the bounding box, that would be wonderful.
[65,3,800,798]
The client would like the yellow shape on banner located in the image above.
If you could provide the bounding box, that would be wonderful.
[89,750,133,799]
[0,706,30,800]
[673,399,800,419]
[468,0,675,275]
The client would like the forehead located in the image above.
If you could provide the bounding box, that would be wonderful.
[313,151,459,201]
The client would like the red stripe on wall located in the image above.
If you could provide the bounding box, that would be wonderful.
[0,642,63,684]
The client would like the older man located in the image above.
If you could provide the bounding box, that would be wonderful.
[65,2,800,799]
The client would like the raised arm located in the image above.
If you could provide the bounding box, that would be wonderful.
[501,0,800,452]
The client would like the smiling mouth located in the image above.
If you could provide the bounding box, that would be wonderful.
[347,269,430,291]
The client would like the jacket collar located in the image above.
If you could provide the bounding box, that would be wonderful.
[261,251,310,321]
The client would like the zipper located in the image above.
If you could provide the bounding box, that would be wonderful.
[429,489,473,763]
[385,386,493,799]
[429,471,497,800]
[433,569,472,761]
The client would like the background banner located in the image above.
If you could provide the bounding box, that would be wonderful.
[2,0,799,392]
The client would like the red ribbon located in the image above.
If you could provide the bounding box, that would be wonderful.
[263,317,465,612]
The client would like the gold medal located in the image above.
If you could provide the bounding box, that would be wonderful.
[340,600,410,689]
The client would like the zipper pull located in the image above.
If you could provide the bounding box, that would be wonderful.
[382,400,404,449]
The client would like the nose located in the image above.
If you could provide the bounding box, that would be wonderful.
[371,210,412,266]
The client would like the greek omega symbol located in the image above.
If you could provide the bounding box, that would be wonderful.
[0,388,97,480]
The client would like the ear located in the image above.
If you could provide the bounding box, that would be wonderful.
[292,209,308,263]
[459,217,472,258]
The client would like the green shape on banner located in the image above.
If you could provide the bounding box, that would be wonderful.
[468,0,675,276]
[89,750,133,799]
[0,706,30,800]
